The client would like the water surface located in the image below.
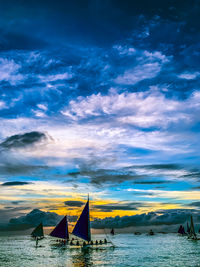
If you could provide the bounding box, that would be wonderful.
[0,234,200,266]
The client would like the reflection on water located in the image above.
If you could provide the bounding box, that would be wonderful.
[70,249,94,267]
[1,234,200,267]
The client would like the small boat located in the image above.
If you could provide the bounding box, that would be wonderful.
[110,228,115,235]
[178,225,186,235]
[50,215,69,246]
[148,229,154,235]
[31,222,44,247]
[188,215,200,240]
[134,232,141,235]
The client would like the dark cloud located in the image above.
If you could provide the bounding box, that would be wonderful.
[92,209,200,229]
[1,181,31,186]
[188,202,200,207]
[64,200,84,207]
[0,131,47,149]
[0,209,78,231]
[134,180,172,185]
[93,202,144,212]
[71,163,197,187]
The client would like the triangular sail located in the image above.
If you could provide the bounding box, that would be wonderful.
[31,223,44,237]
[72,198,91,242]
[50,216,69,240]
[187,222,190,234]
[178,225,182,234]
[190,215,196,237]
[178,225,186,235]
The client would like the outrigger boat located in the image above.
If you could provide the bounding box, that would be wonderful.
[50,196,115,249]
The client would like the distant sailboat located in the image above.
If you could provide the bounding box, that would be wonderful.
[50,215,69,244]
[31,222,44,239]
[178,225,186,235]
[31,222,44,247]
[110,228,115,235]
[148,229,154,236]
[188,215,197,240]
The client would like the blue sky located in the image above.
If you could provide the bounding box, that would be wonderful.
[0,0,200,225]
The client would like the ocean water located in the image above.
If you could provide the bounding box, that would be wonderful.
[0,234,200,267]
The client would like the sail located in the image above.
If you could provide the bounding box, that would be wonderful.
[72,199,91,242]
[31,223,44,237]
[187,222,190,234]
[182,226,186,234]
[178,225,186,235]
[190,215,196,237]
[178,225,182,234]
[50,216,69,240]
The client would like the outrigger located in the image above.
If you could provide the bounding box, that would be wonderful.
[50,195,115,249]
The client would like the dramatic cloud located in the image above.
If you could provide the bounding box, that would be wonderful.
[0,0,200,224]
[92,209,200,229]
[93,202,145,212]
[0,131,47,149]
[0,209,78,231]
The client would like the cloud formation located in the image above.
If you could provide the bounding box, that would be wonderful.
[1,181,31,186]
[92,209,200,229]
[0,131,47,149]
[64,200,84,207]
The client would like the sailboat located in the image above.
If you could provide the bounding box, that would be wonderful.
[31,222,44,247]
[110,228,115,235]
[71,196,114,249]
[50,215,69,246]
[188,215,198,240]
[31,222,44,239]
[178,225,186,235]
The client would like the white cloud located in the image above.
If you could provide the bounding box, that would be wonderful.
[114,62,161,85]
[114,49,170,85]
[0,101,6,109]
[0,58,24,85]
[178,71,200,80]
[38,72,73,83]
[61,89,197,129]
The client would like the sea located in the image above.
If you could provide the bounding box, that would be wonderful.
[0,233,200,267]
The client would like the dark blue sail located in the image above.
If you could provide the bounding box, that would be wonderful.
[72,199,91,242]
[50,216,69,240]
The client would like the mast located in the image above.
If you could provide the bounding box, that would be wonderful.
[72,196,91,242]
[50,216,69,240]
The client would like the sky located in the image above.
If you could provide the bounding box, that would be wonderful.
[0,0,200,229]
